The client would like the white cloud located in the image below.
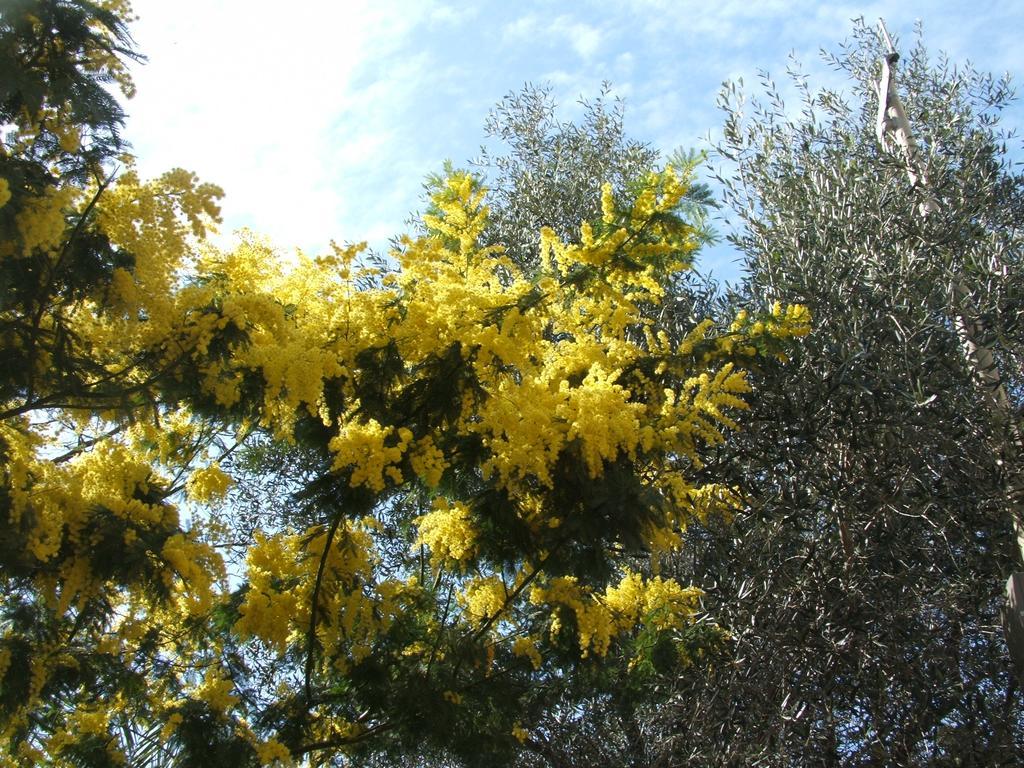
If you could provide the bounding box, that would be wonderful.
[125,0,437,254]
[554,17,603,60]
[502,12,541,41]
[503,12,603,60]
[429,5,479,25]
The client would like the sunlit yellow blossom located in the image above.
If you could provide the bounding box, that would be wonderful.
[512,636,542,670]
[256,739,294,767]
[409,436,447,486]
[15,186,75,256]
[186,461,233,502]
[159,713,184,742]
[462,575,508,626]
[192,667,239,713]
[329,419,412,491]
[415,498,478,568]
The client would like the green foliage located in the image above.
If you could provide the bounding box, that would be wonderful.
[0,0,141,184]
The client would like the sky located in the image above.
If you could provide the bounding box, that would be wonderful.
[122,0,1024,283]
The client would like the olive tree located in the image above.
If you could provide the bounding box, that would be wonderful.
[656,20,1024,765]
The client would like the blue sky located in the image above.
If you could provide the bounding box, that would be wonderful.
[123,1,1024,283]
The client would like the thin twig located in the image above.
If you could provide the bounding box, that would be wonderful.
[303,514,344,704]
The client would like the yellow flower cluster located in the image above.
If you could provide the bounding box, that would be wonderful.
[42,707,124,765]
[161,531,225,615]
[234,531,307,653]
[409,436,447,487]
[329,420,413,492]
[189,239,368,432]
[603,570,703,631]
[529,570,703,658]
[159,713,184,742]
[461,575,508,625]
[0,413,233,646]
[415,498,478,569]
[192,667,239,713]
[234,525,414,670]
[85,166,802,569]
[9,186,76,257]
[256,738,294,767]
[92,168,219,323]
[567,584,613,657]
[686,483,743,525]
[511,636,543,670]
[97,168,221,303]
[730,302,812,340]
[186,461,233,503]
